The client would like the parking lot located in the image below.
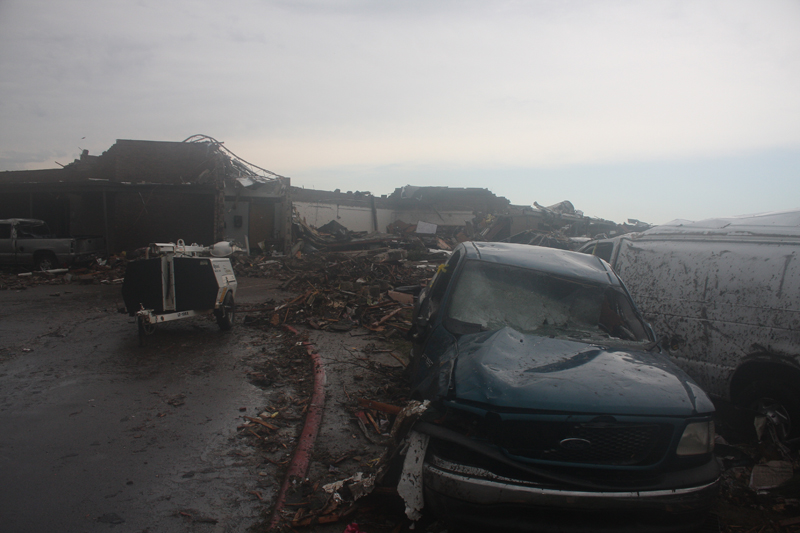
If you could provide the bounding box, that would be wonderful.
[1,268,798,533]
[0,278,291,532]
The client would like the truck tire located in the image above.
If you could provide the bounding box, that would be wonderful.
[215,293,235,331]
[737,380,800,441]
[33,252,58,271]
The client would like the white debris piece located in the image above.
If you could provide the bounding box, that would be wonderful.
[397,430,430,521]
[750,460,793,492]
[415,221,437,234]
[322,472,375,502]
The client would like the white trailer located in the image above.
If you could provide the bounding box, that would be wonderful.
[122,240,237,344]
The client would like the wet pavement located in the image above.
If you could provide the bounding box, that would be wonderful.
[4,269,798,533]
[0,278,286,533]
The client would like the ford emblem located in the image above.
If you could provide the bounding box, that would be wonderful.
[559,438,592,451]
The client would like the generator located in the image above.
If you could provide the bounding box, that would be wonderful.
[122,240,237,343]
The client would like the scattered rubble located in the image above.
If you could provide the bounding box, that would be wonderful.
[714,431,800,533]
[232,249,439,338]
[6,209,799,532]
[293,198,650,257]
[227,245,800,533]
[0,256,127,290]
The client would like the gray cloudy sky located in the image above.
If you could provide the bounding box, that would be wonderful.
[1,0,799,224]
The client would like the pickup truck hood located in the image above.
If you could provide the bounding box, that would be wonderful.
[453,327,712,417]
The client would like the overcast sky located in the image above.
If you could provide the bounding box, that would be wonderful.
[1,0,798,224]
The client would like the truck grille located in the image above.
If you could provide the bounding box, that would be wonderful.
[495,421,670,466]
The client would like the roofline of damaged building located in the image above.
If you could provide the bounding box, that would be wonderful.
[291,184,511,212]
[0,136,288,190]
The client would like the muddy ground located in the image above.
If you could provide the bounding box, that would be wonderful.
[0,277,301,532]
[0,272,414,533]
[1,268,799,533]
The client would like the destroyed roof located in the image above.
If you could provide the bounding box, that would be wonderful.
[99,139,223,185]
[0,136,284,188]
[0,140,219,185]
[0,167,80,185]
[389,185,510,211]
[646,209,800,238]
[292,187,380,206]
[292,185,511,213]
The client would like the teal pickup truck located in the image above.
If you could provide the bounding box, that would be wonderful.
[0,218,105,271]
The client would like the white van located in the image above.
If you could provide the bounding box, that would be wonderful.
[581,210,800,438]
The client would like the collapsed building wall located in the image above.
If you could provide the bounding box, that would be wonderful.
[224,177,291,253]
[293,185,511,235]
[290,186,650,254]
[292,189,385,234]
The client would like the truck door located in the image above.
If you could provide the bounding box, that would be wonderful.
[0,222,14,264]
[13,221,36,265]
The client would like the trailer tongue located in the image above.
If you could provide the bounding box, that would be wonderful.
[122,240,237,344]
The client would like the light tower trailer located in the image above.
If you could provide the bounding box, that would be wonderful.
[122,241,237,344]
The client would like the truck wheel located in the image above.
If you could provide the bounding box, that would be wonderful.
[34,252,58,271]
[215,293,235,331]
[737,381,800,441]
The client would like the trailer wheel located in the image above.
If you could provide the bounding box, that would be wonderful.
[137,316,155,346]
[34,251,58,272]
[216,293,235,331]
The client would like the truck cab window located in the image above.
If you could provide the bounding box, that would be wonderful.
[594,243,614,262]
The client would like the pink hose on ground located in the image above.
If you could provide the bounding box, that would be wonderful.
[268,325,326,530]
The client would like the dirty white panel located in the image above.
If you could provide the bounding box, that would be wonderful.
[397,431,430,522]
[615,236,800,398]
[294,201,475,234]
[653,210,800,236]
[293,201,377,231]
[389,209,476,228]
[415,221,438,234]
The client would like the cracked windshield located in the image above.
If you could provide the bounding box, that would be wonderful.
[447,260,649,343]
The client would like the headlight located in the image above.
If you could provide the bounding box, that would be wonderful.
[676,421,715,456]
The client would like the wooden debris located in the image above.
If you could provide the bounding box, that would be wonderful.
[358,398,402,415]
[387,290,414,305]
[247,429,265,441]
[244,416,278,431]
[365,411,382,435]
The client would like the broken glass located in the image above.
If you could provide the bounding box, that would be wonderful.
[446,260,649,343]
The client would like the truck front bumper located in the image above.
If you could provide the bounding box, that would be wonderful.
[423,451,719,532]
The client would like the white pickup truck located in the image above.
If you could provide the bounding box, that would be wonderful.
[0,218,105,271]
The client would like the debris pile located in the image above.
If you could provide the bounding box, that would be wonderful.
[714,434,800,532]
[292,215,435,255]
[279,398,431,531]
[292,199,651,257]
[232,249,443,335]
[235,329,317,506]
[473,201,651,249]
[0,256,127,290]
[229,232,800,532]
[237,318,414,531]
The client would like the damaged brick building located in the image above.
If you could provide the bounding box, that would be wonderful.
[1,136,646,258]
[0,137,291,254]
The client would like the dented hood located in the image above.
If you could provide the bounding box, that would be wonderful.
[452,327,712,417]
